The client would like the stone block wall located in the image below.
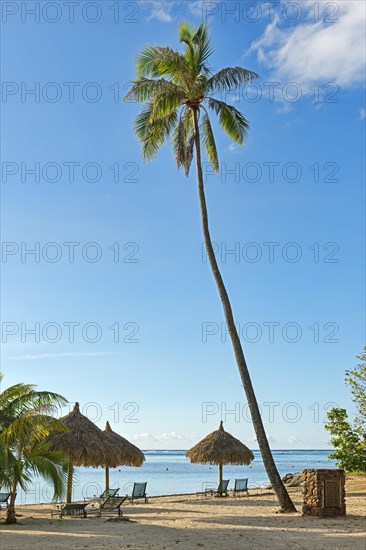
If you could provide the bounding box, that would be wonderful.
[302,469,346,517]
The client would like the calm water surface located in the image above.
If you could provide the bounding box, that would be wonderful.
[18,449,336,504]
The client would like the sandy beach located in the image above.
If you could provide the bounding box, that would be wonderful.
[1,477,365,550]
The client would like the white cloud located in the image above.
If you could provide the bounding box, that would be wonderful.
[283,118,303,130]
[226,143,241,154]
[138,0,214,23]
[158,431,187,441]
[359,107,366,120]
[288,435,310,444]
[132,431,195,443]
[150,7,172,23]
[138,0,174,23]
[132,432,158,443]
[189,0,205,18]
[249,434,276,444]
[250,1,366,90]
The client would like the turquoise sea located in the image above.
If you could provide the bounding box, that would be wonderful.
[18,449,336,504]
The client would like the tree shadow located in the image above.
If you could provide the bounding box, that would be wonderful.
[1,514,365,550]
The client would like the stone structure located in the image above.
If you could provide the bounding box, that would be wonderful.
[302,469,346,517]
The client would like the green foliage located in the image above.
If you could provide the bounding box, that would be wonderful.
[325,408,366,473]
[0,377,69,523]
[207,67,259,92]
[125,21,258,174]
[325,348,366,473]
[345,346,366,428]
[201,113,219,172]
[208,98,249,145]
[135,106,178,161]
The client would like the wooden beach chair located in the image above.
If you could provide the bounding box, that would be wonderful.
[50,502,88,518]
[233,478,249,498]
[84,487,120,502]
[0,492,10,509]
[88,495,128,517]
[128,482,148,503]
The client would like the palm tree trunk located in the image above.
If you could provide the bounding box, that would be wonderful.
[192,108,296,513]
[5,476,18,524]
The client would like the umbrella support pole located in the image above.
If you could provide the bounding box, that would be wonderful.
[67,461,73,503]
[219,462,223,486]
[105,466,110,491]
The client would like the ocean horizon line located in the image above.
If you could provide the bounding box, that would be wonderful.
[141,449,333,453]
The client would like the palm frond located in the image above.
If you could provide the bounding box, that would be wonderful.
[128,22,255,169]
[172,108,196,176]
[208,98,250,145]
[189,73,208,103]
[125,78,184,103]
[180,25,198,77]
[135,105,179,161]
[172,110,188,169]
[0,383,36,410]
[180,22,212,80]
[0,386,66,433]
[201,113,219,172]
[135,104,154,142]
[150,89,185,120]
[193,23,213,69]
[179,20,195,45]
[0,440,15,489]
[207,67,259,93]
[0,377,68,504]
[185,133,196,176]
[2,414,68,447]
[24,443,68,500]
[136,47,186,80]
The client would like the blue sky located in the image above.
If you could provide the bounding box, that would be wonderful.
[1,0,365,450]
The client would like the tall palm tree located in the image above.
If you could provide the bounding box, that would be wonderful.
[125,21,296,512]
[0,374,69,524]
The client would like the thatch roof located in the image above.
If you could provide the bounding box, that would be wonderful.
[186,421,254,465]
[103,421,145,468]
[46,402,117,467]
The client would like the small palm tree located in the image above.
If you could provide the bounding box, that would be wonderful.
[0,374,68,524]
[126,21,296,512]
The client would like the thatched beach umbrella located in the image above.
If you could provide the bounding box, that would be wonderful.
[46,402,117,502]
[186,421,254,486]
[102,421,145,491]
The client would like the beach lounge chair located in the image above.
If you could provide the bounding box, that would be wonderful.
[88,495,128,517]
[198,479,230,498]
[233,478,249,497]
[0,492,10,509]
[50,502,88,518]
[84,487,120,502]
[128,482,148,503]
